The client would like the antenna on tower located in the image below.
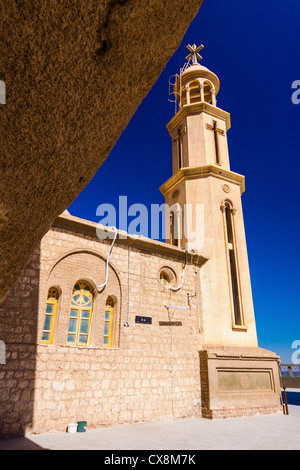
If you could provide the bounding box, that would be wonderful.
[168,73,180,114]
[168,56,193,114]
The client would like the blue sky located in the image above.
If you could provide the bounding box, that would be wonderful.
[69,0,300,362]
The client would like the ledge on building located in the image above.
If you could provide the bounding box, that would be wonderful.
[53,211,208,268]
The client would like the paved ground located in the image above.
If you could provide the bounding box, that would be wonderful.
[1,390,299,451]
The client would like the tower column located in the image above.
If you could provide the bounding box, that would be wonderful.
[211,87,217,106]
[186,85,191,105]
[200,82,205,102]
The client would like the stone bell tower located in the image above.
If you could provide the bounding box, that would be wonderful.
[160,44,255,344]
[160,45,283,418]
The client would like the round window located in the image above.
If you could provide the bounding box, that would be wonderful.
[160,271,170,287]
[159,267,176,288]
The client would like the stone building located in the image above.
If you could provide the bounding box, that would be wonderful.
[0,46,283,436]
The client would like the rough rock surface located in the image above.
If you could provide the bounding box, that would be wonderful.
[0,1,203,302]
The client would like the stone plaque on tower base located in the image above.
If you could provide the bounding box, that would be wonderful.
[199,346,284,419]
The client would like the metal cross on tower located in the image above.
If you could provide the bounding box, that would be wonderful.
[185,44,204,65]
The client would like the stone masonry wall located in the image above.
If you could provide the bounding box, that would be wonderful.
[0,248,40,436]
[0,220,204,435]
[33,347,201,433]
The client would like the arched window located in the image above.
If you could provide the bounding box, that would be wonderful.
[67,281,94,346]
[189,80,201,104]
[170,213,178,247]
[180,86,187,107]
[222,202,244,327]
[41,287,59,344]
[170,204,182,248]
[173,127,186,170]
[103,297,114,348]
[204,81,213,103]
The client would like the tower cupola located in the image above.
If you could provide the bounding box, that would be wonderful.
[165,44,231,176]
[174,44,220,108]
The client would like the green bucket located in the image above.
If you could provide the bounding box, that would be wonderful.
[77,421,87,433]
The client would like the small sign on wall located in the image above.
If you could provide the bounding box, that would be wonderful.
[135,316,152,325]
[159,321,182,326]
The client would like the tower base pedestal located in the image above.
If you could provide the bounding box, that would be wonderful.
[199,346,284,419]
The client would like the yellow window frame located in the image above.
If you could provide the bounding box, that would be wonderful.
[67,281,94,347]
[67,306,93,347]
[41,288,59,345]
[160,271,170,287]
[103,297,114,348]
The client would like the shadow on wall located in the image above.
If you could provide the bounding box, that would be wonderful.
[0,245,41,437]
